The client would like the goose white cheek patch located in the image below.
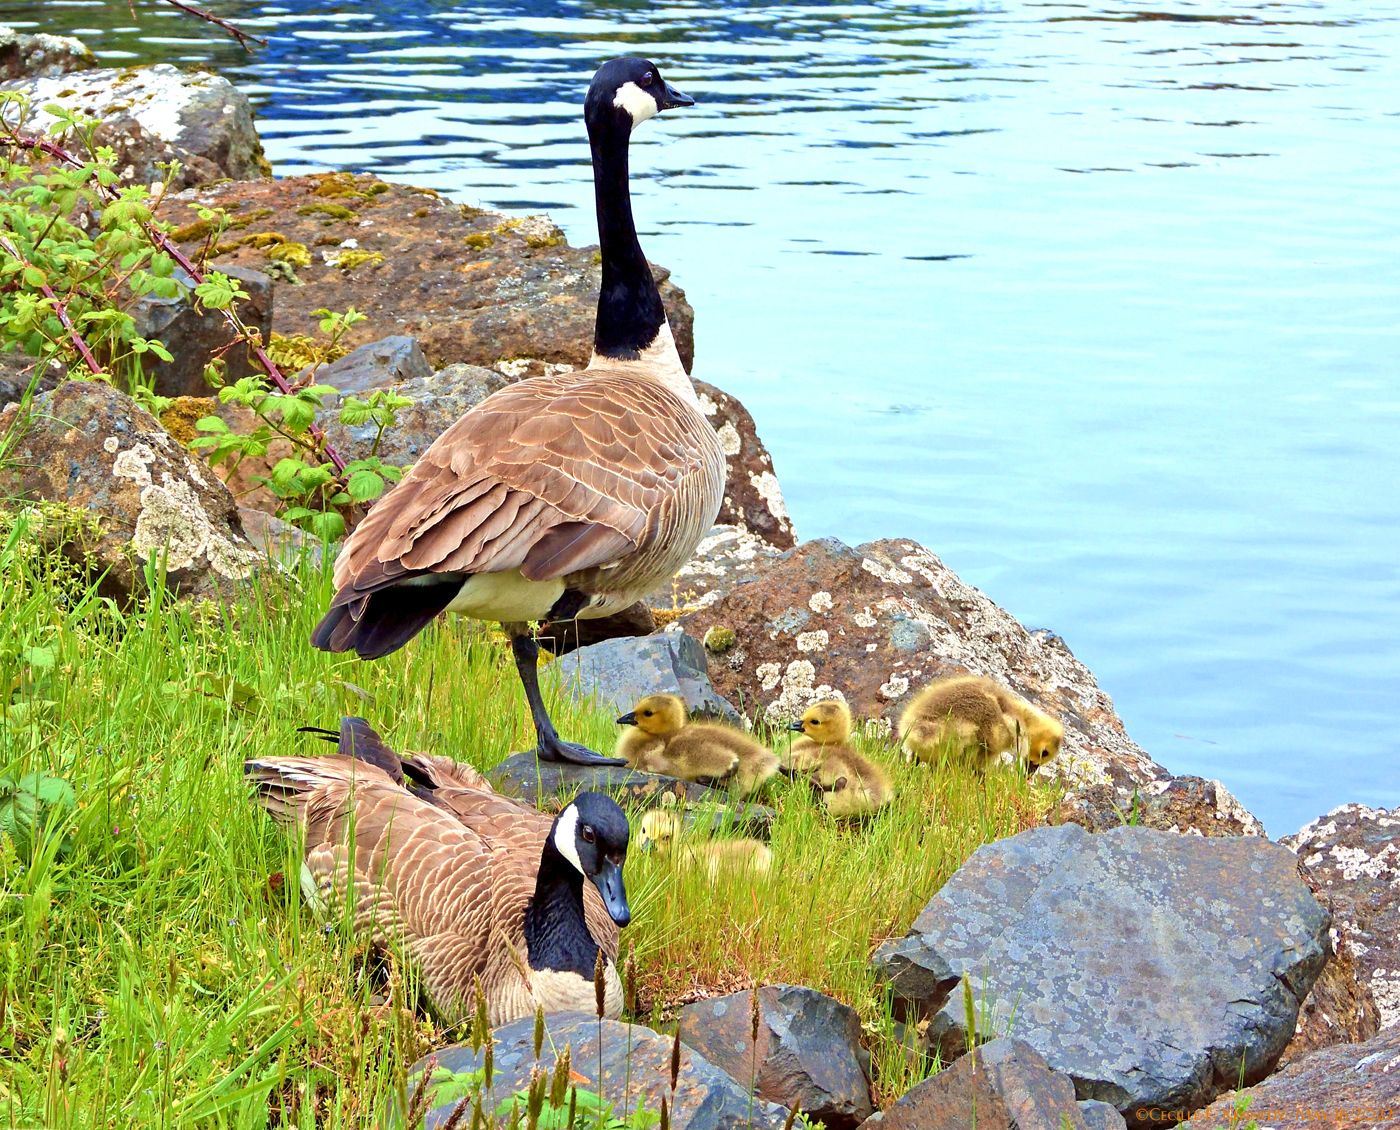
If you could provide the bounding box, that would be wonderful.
[553,805,585,875]
[613,81,658,126]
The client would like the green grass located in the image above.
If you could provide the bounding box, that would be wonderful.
[0,509,1050,1126]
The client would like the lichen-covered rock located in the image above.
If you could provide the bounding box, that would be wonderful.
[168,173,694,371]
[694,381,794,550]
[547,632,740,722]
[0,381,259,599]
[681,536,1164,790]
[1281,929,1380,1066]
[2,64,267,188]
[0,25,94,80]
[872,823,1330,1121]
[1283,804,1400,1031]
[1052,775,1267,838]
[872,1038,1121,1130]
[412,1012,790,1130]
[650,525,786,612]
[131,265,273,398]
[1184,1022,1400,1130]
[680,986,872,1130]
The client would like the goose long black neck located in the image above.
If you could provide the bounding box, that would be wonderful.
[589,118,667,361]
[524,838,600,977]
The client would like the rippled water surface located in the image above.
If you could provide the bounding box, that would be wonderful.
[10,0,1398,832]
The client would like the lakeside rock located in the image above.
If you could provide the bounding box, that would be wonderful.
[2,64,268,189]
[870,1038,1125,1130]
[680,986,872,1130]
[694,381,795,550]
[872,823,1330,1121]
[1184,1022,1400,1130]
[680,536,1165,789]
[0,25,94,80]
[649,525,786,613]
[1051,775,1266,838]
[1283,804,1399,1032]
[546,632,740,723]
[0,381,259,600]
[412,1012,790,1130]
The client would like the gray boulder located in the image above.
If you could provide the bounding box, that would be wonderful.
[0,25,94,80]
[132,265,273,398]
[872,823,1330,1121]
[2,64,268,188]
[411,1012,790,1130]
[680,986,872,1129]
[311,333,432,395]
[872,1038,1120,1130]
[547,631,740,722]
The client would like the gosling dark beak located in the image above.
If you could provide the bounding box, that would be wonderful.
[616,711,638,727]
[789,720,805,733]
[660,81,694,110]
[591,858,631,926]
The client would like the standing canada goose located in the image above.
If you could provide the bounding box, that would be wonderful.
[246,723,631,1025]
[637,808,772,883]
[787,700,893,818]
[310,57,725,767]
[899,674,1063,772]
[616,693,778,796]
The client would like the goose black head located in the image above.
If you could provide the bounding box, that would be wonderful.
[551,791,632,926]
[585,56,694,135]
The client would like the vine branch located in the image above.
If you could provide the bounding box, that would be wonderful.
[159,0,267,52]
[0,234,104,376]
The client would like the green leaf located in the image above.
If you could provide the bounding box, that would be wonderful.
[195,415,229,435]
[21,265,45,289]
[345,468,384,504]
[307,511,346,542]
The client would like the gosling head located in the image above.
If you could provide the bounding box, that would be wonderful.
[585,56,694,136]
[1024,717,1065,772]
[636,807,682,854]
[551,792,631,926]
[616,693,688,739]
[789,699,854,746]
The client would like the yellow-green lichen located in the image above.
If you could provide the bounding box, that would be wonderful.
[462,232,494,251]
[703,625,737,654]
[266,333,350,371]
[158,396,218,445]
[459,203,486,220]
[266,241,311,268]
[296,202,357,221]
[333,249,385,271]
[312,172,390,201]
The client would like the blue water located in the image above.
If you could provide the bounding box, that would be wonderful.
[11,0,1399,835]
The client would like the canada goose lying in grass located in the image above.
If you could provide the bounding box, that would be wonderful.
[787,700,893,818]
[247,720,631,1026]
[899,674,1063,772]
[637,808,772,883]
[616,693,778,796]
[311,57,724,768]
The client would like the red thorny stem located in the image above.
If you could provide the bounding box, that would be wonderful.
[0,234,104,376]
[5,130,349,476]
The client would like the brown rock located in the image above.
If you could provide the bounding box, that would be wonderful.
[681,537,1165,789]
[0,381,260,600]
[1052,775,1266,838]
[873,1038,1118,1130]
[694,381,795,549]
[648,525,786,612]
[1282,931,1380,1066]
[1283,804,1400,1033]
[166,174,694,371]
[539,601,656,656]
[0,26,95,80]
[1184,1023,1400,1130]
[4,65,268,189]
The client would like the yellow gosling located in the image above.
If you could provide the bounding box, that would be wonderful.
[616,693,777,796]
[788,700,894,818]
[637,808,772,884]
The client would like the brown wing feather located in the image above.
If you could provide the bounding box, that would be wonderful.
[332,369,720,594]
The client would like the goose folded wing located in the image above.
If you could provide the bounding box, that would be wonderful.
[333,376,705,596]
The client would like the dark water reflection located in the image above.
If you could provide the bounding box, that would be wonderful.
[7,0,1399,832]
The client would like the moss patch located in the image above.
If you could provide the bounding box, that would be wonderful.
[266,333,350,371]
[333,249,385,272]
[296,202,357,221]
[266,241,311,268]
[158,396,218,445]
[462,232,494,251]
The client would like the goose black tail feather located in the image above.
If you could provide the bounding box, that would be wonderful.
[310,582,460,659]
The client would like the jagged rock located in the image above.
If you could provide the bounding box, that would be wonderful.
[680,986,872,1130]
[0,381,259,600]
[541,602,657,656]
[547,632,740,722]
[1052,775,1267,838]
[694,381,794,550]
[650,525,785,613]
[488,755,727,811]
[1184,1023,1400,1130]
[681,537,1165,790]
[1283,804,1400,1031]
[1281,929,1380,1066]
[168,173,694,371]
[412,1012,790,1130]
[131,265,273,398]
[2,64,268,188]
[0,25,94,79]
[313,333,431,394]
[237,506,322,568]
[872,823,1330,1121]
[872,1039,1121,1130]
[0,352,62,408]
[1077,1100,1129,1130]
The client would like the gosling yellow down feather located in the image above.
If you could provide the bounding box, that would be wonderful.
[899,674,1063,771]
[637,808,772,883]
[788,700,893,818]
[616,694,778,796]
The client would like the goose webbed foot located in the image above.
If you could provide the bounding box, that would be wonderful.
[509,628,626,767]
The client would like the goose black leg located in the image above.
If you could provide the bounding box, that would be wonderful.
[509,631,625,766]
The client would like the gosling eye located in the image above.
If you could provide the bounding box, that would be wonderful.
[642,710,653,718]
[580,825,596,844]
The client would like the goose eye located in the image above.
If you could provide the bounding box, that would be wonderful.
[641,71,654,86]
[580,826,596,844]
